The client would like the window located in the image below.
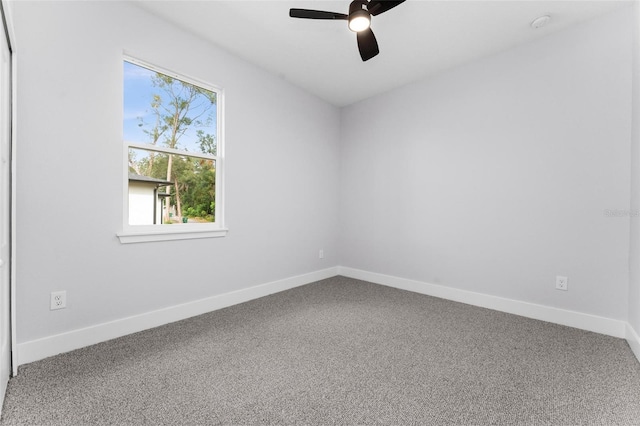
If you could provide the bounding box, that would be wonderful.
[118,57,226,243]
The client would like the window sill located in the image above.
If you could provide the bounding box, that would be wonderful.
[117,227,228,244]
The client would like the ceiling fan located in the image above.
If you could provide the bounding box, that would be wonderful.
[289,0,406,62]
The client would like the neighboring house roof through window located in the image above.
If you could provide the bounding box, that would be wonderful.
[128,173,173,187]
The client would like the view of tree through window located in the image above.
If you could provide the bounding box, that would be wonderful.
[124,60,219,226]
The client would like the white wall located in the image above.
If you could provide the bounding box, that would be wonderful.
[128,182,156,226]
[339,8,633,321]
[11,1,340,344]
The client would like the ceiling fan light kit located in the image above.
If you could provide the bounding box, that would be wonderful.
[348,1,371,32]
[289,0,406,61]
[349,11,371,32]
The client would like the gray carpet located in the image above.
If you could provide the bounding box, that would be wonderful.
[1,276,639,425]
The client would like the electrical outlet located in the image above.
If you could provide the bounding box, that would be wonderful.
[555,276,568,291]
[319,249,324,259]
[50,291,66,310]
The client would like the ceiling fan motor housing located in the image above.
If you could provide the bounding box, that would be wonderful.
[349,0,369,15]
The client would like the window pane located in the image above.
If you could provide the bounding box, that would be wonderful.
[123,61,217,155]
[128,148,216,225]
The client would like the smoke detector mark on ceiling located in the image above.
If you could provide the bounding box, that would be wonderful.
[531,15,551,30]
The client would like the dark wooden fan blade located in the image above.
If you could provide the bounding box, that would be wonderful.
[367,0,406,16]
[356,28,379,61]
[289,9,348,20]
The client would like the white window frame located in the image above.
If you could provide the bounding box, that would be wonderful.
[117,56,226,244]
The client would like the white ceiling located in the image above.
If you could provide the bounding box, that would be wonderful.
[135,0,631,107]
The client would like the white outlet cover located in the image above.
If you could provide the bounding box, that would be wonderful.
[555,276,568,291]
[50,291,67,310]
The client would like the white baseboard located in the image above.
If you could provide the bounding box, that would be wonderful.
[627,323,640,364]
[16,267,339,368]
[17,266,638,370]
[338,266,627,339]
